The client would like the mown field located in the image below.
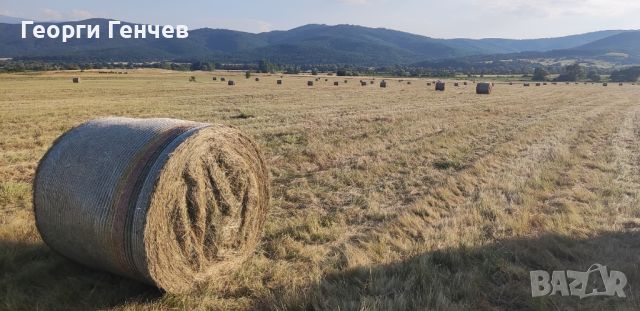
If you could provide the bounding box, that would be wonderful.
[1,69,640,310]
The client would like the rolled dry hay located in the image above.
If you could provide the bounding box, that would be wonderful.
[407,81,411,85]
[212,77,217,81]
[535,83,541,86]
[454,82,459,87]
[334,81,339,86]
[476,82,492,94]
[369,81,374,84]
[72,77,80,83]
[603,83,608,86]
[277,80,282,85]
[228,80,235,86]
[361,81,367,86]
[509,82,513,85]
[221,77,226,82]
[463,81,468,85]
[619,83,623,86]
[524,83,530,87]
[255,78,260,82]
[34,117,270,293]
[344,80,348,83]
[543,82,547,85]
[379,81,387,88]
[427,82,432,86]
[307,81,314,86]
[435,81,445,91]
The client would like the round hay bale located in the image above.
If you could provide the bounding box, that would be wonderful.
[33,117,270,294]
[189,76,196,82]
[509,82,513,85]
[228,80,235,86]
[380,81,387,88]
[407,81,411,85]
[370,81,374,85]
[307,81,314,86]
[535,83,541,86]
[344,80,348,83]
[603,83,608,86]
[435,81,445,91]
[361,81,367,86]
[255,78,260,82]
[334,81,339,86]
[212,77,217,81]
[619,83,623,86]
[221,77,226,82]
[72,77,80,83]
[476,82,492,94]
[454,82,459,87]
[427,82,431,86]
[277,79,283,85]
[463,82,468,85]
[524,83,530,87]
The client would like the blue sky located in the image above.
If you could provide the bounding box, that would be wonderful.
[2,0,639,39]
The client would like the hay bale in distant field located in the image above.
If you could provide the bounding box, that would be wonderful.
[603,83,608,86]
[189,76,196,82]
[325,79,328,82]
[619,83,623,86]
[407,81,411,85]
[221,77,226,82]
[370,81,374,84]
[334,82,339,86]
[463,82,468,85]
[361,81,367,86]
[535,83,541,86]
[308,81,314,86]
[255,78,260,82]
[454,82,459,87]
[524,83,530,87]
[228,80,235,86]
[435,81,445,91]
[344,80,348,83]
[212,77,217,81]
[427,82,431,86]
[543,82,547,85]
[34,117,270,294]
[380,81,387,88]
[72,78,80,83]
[509,82,513,85]
[476,82,492,94]
[277,80,282,85]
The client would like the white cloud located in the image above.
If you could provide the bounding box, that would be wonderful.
[475,0,640,18]
[338,0,370,5]
[39,8,95,21]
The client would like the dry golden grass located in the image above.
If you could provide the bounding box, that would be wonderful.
[1,69,640,310]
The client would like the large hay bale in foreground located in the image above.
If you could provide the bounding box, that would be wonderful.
[435,81,445,91]
[72,77,80,83]
[34,117,270,293]
[476,82,492,94]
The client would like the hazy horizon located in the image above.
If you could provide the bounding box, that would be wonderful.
[2,0,640,40]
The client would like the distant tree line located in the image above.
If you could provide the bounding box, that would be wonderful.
[2,59,637,83]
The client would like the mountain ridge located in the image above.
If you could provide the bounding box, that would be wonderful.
[0,18,638,65]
